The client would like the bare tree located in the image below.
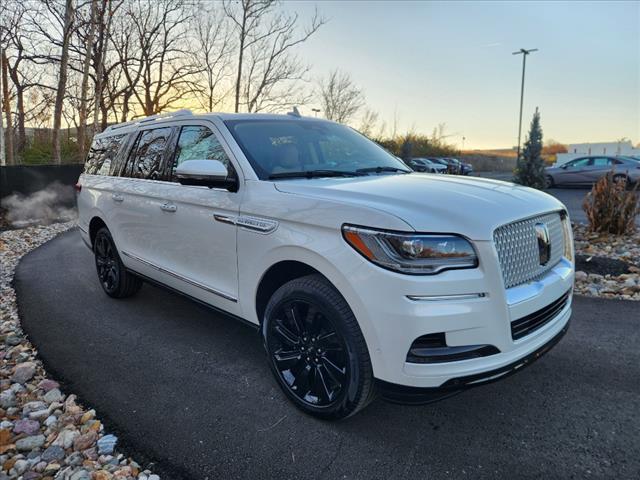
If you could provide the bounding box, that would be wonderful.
[225,0,324,113]
[1,48,14,165]
[319,69,364,124]
[358,108,380,138]
[77,0,97,159]
[190,5,234,112]
[52,0,75,164]
[116,0,198,117]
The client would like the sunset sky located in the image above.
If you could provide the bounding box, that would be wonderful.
[287,0,639,149]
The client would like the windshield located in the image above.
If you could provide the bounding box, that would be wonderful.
[224,119,410,179]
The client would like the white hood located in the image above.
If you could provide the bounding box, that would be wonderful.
[274,173,566,240]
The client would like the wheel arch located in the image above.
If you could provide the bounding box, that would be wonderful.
[255,260,325,325]
[89,215,108,247]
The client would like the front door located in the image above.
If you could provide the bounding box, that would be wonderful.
[144,121,243,314]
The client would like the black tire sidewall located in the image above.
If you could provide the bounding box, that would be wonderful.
[94,227,128,297]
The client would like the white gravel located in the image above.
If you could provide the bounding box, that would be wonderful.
[0,223,158,480]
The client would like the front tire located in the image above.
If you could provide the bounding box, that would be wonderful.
[262,274,376,420]
[94,227,142,298]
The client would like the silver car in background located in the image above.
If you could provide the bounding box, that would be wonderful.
[545,156,640,187]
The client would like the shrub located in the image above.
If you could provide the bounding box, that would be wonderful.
[514,108,546,189]
[583,172,639,235]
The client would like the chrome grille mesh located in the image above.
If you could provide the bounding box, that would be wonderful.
[493,212,564,289]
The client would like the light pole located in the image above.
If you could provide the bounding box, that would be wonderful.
[311,108,320,117]
[462,136,466,151]
[513,48,538,161]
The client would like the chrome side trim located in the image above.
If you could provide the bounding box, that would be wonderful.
[77,224,88,234]
[121,250,237,303]
[213,214,236,225]
[406,293,487,302]
[213,214,278,234]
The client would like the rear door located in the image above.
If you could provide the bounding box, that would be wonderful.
[111,126,176,266]
[582,157,613,183]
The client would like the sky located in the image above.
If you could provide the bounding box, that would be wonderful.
[283,0,640,149]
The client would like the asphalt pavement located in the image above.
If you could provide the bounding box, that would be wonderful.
[15,230,640,479]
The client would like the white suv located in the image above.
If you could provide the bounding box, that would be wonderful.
[77,110,574,419]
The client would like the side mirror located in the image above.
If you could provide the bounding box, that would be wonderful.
[175,159,237,191]
[560,164,569,169]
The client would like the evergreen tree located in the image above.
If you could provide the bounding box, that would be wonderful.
[514,108,546,189]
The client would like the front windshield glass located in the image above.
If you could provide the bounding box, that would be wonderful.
[224,119,410,179]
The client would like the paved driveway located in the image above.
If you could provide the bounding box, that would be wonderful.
[15,230,640,479]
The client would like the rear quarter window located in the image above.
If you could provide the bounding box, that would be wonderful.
[84,134,127,176]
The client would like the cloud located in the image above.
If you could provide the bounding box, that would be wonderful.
[481,42,502,48]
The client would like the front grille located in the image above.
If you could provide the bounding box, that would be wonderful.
[511,290,570,340]
[494,211,565,289]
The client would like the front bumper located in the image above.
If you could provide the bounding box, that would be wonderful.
[377,316,570,404]
[341,239,574,389]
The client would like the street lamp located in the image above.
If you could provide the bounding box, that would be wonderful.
[311,108,320,117]
[513,48,538,161]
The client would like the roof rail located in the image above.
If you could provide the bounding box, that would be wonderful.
[104,109,193,132]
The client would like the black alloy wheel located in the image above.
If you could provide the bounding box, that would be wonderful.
[95,231,119,294]
[93,227,142,298]
[267,298,349,407]
[263,274,376,419]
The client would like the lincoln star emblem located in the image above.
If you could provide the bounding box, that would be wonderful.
[534,222,551,266]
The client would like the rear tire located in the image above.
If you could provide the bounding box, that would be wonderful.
[546,175,555,188]
[612,174,629,187]
[94,227,142,298]
[262,274,376,420]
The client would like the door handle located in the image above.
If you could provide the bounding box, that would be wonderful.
[112,193,124,203]
[160,203,177,213]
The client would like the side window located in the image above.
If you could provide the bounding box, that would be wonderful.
[127,127,173,180]
[171,125,234,179]
[84,134,126,175]
[568,158,590,168]
[591,157,611,167]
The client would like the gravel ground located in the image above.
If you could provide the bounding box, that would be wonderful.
[0,223,158,480]
[573,223,640,300]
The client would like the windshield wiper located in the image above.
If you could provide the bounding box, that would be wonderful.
[268,170,366,180]
[356,166,411,174]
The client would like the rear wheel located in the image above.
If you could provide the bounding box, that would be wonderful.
[612,174,629,187]
[546,175,555,188]
[94,227,142,298]
[262,274,376,419]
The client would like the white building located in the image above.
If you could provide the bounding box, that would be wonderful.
[555,140,640,166]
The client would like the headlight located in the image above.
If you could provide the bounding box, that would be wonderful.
[342,225,478,275]
[560,211,574,263]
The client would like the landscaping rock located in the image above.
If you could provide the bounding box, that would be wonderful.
[0,223,158,479]
[13,419,40,436]
[11,362,37,384]
[15,435,45,451]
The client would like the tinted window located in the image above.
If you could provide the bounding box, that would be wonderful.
[126,127,173,180]
[171,125,233,179]
[84,134,126,175]
[591,157,612,167]
[225,120,408,179]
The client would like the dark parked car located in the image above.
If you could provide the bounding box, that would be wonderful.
[545,156,640,187]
